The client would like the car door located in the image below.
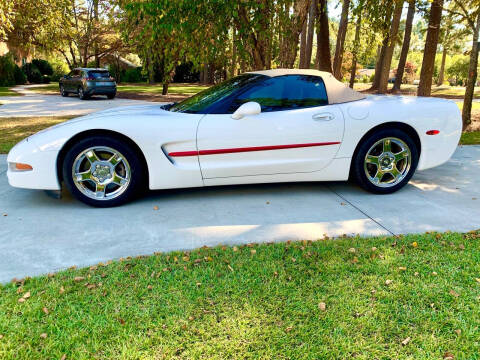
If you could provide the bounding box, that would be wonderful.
[64,70,75,91]
[196,75,344,179]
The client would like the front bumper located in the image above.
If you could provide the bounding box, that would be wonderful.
[7,138,61,190]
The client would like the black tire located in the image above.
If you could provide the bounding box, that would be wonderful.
[78,86,89,100]
[351,128,419,194]
[62,136,146,207]
[107,93,116,99]
[60,84,68,97]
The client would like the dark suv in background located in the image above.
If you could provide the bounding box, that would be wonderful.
[59,68,117,100]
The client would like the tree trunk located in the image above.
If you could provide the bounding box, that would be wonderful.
[162,82,169,95]
[299,18,308,68]
[349,9,362,88]
[332,0,350,80]
[417,0,444,97]
[462,12,480,130]
[279,0,310,68]
[378,0,403,94]
[393,0,415,91]
[316,0,332,72]
[437,46,447,86]
[303,0,317,69]
[93,0,100,68]
[371,39,387,91]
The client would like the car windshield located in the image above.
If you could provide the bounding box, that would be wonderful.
[169,74,265,114]
[88,71,110,79]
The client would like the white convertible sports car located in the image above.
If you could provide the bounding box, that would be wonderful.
[7,69,461,207]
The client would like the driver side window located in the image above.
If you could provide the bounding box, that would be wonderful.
[229,75,328,113]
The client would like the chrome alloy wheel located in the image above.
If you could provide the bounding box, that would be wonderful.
[72,146,131,200]
[364,137,411,188]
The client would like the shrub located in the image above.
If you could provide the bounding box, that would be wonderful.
[22,63,43,84]
[32,59,53,76]
[14,65,26,85]
[122,67,144,83]
[49,59,70,82]
[0,53,17,86]
[369,73,375,83]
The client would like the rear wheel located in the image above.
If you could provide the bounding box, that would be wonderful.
[107,93,116,99]
[351,128,419,194]
[62,136,146,207]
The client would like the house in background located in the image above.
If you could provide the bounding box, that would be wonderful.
[0,41,32,66]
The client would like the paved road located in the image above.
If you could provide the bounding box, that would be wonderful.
[0,85,152,117]
[1,146,480,282]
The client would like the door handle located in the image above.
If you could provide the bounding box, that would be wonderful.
[312,113,334,121]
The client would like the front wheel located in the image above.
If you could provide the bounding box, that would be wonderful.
[78,86,88,100]
[351,128,419,194]
[62,136,146,207]
[60,84,68,97]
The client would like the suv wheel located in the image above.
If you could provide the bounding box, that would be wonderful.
[78,86,88,100]
[60,85,68,97]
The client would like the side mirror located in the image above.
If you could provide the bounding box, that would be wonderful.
[231,101,261,120]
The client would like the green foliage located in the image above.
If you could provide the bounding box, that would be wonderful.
[21,63,43,84]
[32,59,53,76]
[0,53,16,86]
[447,56,470,86]
[122,67,145,83]
[49,59,69,82]
[13,64,26,85]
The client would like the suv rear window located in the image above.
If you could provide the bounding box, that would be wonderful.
[88,71,110,79]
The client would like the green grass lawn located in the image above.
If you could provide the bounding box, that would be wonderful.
[26,82,209,96]
[0,232,479,359]
[117,83,208,96]
[460,131,480,145]
[0,116,76,153]
[354,83,480,99]
[0,87,20,97]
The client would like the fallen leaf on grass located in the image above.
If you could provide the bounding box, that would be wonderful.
[39,333,47,339]
[398,266,407,271]
[476,278,480,283]
[233,246,238,252]
[401,337,411,346]
[449,290,460,297]
[371,247,377,251]
[60,355,67,360]
[432,272,438,276]
[318,302,326,311]
[147,285,153,290]
[348,248,356,253]
[18,298,25,303]
[455,329,461,335]
[285,326,294,333]
[250,249,256,255]
[42,307,49,315]
[0,334,3,339]
[227,265,234,272]
[459,244,465,250]
[414,272,419,276]
[443,352,455,359]
[385,279,393,286]
[118,318,125,325]
[23,291,31,299]
[59,286,65,294]
[74,276,85,282]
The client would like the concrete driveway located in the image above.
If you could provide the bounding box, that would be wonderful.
[0,85,152,117]
[1,146,480,282]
